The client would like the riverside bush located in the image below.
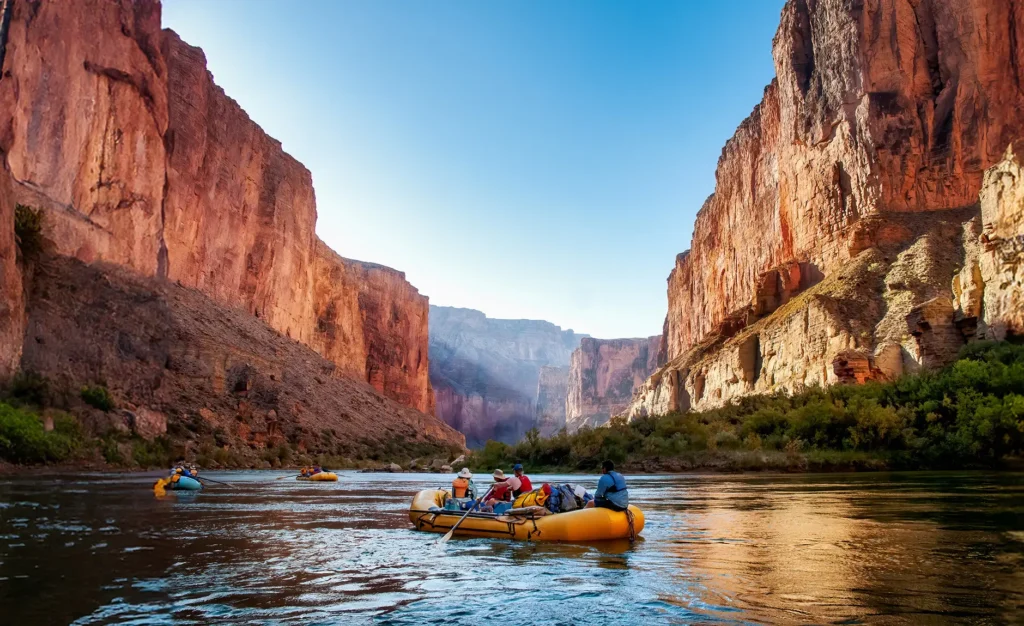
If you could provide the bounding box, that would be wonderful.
[468,342,1024,471]
[80,385,114,411]
[0,403,83,463]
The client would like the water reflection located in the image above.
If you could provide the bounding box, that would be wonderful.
[0,471,1021,625]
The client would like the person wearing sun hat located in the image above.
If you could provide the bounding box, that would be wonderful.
[485,469,513,506]
[451,467,477,499]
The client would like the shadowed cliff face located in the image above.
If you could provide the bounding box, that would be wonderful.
[565,336,660,432]
[630,0,1024,419]
[18,255,464,456]
[429,306,586,447]
[535,365,570,437]
[664,0,1024,364]
[0,0,433,415]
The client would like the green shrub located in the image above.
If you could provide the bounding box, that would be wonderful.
[466,342,1024,471]
[0,403,83,463]
[14,204,44,261]
[81,385,114,411]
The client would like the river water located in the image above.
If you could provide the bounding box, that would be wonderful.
[1,471,1022,625]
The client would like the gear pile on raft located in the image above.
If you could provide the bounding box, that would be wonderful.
[297,465,338,481]
[409,460,644,542]
[153,463,203,493]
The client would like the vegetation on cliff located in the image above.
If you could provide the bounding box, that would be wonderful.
[469,342,1024,472]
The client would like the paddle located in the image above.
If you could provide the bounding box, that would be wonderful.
[196,476,233,487]
[275,475,302,480]
[438,485,494,546]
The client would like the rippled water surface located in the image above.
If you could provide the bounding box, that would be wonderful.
[1,471,1023,625]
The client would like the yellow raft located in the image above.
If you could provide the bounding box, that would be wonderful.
[297,472,338,482]
[409,489,644,542]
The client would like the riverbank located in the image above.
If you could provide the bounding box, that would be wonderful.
[467,342,1024,475]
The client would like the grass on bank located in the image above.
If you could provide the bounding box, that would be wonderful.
[469,341,1024,473]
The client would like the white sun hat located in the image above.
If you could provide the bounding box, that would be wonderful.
[458,468,472,478]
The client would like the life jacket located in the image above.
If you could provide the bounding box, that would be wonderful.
[512,484,551,509]
[604,471,627,493]
[452,477,470,498]
[490,481,511,501]
[515,475,533,495]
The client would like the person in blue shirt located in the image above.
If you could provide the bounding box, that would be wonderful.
[586,460,629,512]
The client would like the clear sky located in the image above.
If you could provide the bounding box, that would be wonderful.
[162,0,786,339]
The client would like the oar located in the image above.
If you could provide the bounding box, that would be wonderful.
[196,476,233,487]
[276,475,301,480]
[438,486,493,546]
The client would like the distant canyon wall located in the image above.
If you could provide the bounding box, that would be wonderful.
[0,0,431,413]
[429,306,585,447]
[630,0,1024,418]
[535,365,569,437]
[565,336,660,432]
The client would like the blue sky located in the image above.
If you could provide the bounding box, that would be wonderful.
[162,0,786,339]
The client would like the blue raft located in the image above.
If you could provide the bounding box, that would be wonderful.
[170,476,203,491]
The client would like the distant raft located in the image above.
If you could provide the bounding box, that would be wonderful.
[153,475,202,493]
[409,489,644,542]
[297,472,338,482]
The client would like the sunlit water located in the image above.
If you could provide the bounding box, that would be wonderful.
[1,471,1022,625]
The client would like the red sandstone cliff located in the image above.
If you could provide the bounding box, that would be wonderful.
[0,0,434,415]
[630,0,1024,418]
[565,336,660,432]
[664,0,1024,362]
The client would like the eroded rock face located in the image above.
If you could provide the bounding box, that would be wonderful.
[0,0,433,414]
[664,0,1024,363]
[535,365,569,437]
[977,143,1024,338]
[565,336,660,431]
[0,165,21,379]
[19,255,464,456]
[629,207,987,417]
[429,306,585,446]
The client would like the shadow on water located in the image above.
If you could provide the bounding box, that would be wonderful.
[1,470,1022,625]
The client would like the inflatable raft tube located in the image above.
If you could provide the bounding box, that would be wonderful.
[170,476,203,491]
[297,472,338,482]
[409,489,644,542]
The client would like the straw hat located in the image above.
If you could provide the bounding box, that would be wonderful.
[458,467,472,478]
[492,469,506,480]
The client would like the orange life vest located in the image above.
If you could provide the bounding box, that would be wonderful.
[452,477,470,498]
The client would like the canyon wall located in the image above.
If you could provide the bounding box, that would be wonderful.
[0,0,432,414]
[630,0,1024,418]
[664,0,1024,363]
[429,306,585,447]
[535,366,569,437]
[0,164,20,379]
[565,336,660,432]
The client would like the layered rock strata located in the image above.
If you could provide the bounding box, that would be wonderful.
[664,0,1024,363]
[565,336,660,432]
[0,0,432,413]
[429,306,585,447]
[534,365,570,437]
[631,0,1024,418]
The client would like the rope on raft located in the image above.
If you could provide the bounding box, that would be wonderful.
[625,508,636,542]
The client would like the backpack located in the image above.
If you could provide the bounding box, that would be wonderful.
[557,484,578,512]
[545,488,561,513]
[512,484,550,509]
